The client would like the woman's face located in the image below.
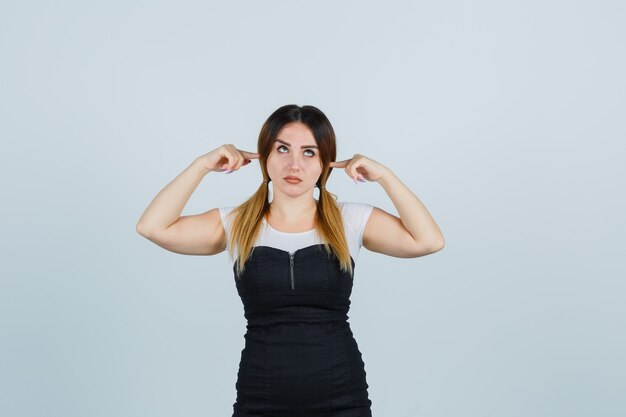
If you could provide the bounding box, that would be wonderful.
[266,122,323,197]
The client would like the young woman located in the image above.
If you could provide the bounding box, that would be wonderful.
[136,104,445,416]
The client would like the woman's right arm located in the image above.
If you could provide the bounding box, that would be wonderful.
[136,145,257,256]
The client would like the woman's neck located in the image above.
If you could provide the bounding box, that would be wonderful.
[268,200,318,224]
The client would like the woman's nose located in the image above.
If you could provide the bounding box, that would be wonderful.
[288,153,303,168]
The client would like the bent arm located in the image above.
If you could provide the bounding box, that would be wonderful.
[376,168,445,252]
[136,157,211,237]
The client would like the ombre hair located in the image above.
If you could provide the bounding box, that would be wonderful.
[224,104,353,278]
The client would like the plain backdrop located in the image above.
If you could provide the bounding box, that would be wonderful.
[1,1,624,416]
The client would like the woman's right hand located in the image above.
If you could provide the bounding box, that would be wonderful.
[197,144,260,173]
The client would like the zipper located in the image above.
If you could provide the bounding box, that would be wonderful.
[289,252,295,289]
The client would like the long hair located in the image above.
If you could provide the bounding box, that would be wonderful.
[224,104,353,278]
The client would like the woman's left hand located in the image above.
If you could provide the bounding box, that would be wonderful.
[329,154,389,183]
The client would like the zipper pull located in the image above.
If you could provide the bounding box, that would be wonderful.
[289,253,295,289]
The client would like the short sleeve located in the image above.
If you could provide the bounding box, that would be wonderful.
[218,207,236,252]
[339,201,374,247]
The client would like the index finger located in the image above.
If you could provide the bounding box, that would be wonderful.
[239,150,260,159]
[329,159,350,168]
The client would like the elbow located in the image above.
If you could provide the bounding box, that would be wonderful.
[424,238,445,256]
[432,235,445,252]
[407,238,445,258]
[136,222,152,238]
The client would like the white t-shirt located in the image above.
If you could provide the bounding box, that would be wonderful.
[218,201,374,267]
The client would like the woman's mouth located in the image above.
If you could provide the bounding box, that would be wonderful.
[284,176,302,184]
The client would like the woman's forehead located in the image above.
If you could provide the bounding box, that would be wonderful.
[277,123,314,140]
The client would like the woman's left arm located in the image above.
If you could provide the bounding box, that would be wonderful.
[372,167,445,255]
[331,154,445,258]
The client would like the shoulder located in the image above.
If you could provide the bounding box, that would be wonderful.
[218,206,237,228]
[336,201,374,226]
[336,201,374,216]
[336,201,374,247]
[218,206,236,215]
[218,206,236,218]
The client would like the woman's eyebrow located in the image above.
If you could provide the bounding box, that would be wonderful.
[275,139,318,149]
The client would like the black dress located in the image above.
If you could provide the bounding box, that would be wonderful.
[231,243,373,417]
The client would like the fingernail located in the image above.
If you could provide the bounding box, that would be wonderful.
[353,177,359,185]
[225,170,233,174]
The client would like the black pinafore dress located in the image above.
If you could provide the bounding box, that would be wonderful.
[231,243,373,417]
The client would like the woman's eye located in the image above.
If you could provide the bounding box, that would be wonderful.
[277,145,315,157]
